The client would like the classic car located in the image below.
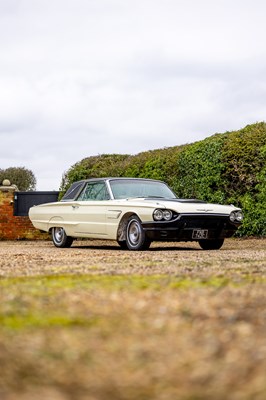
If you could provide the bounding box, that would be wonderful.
[29,177,243,250]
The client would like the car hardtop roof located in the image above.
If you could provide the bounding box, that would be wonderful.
[62,177,168,201]
[73,177,166,184]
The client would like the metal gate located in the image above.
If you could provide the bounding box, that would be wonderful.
[14,191,60,216]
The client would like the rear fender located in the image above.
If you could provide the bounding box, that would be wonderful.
[48,217,64,232]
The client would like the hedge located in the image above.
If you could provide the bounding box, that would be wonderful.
[60,122,266,237]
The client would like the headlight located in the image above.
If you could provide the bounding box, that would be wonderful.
[153,209,173,221]
[162,210,173,221]
[235,211,244,222]
[153,209,164,221]
[229,210,244,223]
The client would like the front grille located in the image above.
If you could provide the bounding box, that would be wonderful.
[180,215,227,229]
[143,213,236,241]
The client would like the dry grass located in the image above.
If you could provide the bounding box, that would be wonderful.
[0,238,266,400]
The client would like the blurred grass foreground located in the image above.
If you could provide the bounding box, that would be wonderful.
[1,268,266,400]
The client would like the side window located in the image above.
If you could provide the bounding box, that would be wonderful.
[77,182,109,201]
[61,182,84,201]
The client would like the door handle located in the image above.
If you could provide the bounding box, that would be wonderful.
[72,205,79,210]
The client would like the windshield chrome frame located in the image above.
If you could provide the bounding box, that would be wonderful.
[105,180,115,200]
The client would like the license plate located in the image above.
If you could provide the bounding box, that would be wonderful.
[192,229,208,239]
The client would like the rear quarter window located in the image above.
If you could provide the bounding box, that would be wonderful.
[61,182,84,201]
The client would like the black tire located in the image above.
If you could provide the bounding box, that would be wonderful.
[199,239,224,250]
[125,216,151,251]
[117,240,128,249]
[51,227,73,248]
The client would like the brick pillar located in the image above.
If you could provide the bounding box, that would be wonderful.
[0,182,48,240]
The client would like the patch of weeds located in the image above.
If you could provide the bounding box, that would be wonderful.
[1,274,266,295]
[1,274,266,331]
[0,313,100,330]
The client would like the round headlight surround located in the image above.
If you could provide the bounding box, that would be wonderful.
[230,210,243,223]
[153,209,173,221]
[235,210,244,222]
[229,211,236,222]
[163,210,173,221]
[153,209,164,221]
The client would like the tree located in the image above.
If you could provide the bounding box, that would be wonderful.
[0,167,37,191]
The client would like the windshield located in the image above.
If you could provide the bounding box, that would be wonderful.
[110,179,176,200]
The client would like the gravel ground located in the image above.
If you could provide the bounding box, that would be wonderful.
[0,237,265,278]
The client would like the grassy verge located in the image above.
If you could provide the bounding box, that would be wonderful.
[1,273,266,400]
[1,274,266,329]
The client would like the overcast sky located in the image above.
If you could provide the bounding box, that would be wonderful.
[0,0,265,190]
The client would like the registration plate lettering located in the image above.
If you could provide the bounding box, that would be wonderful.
[192,229,208,239]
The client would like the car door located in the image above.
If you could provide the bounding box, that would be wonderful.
[71,181,110,237]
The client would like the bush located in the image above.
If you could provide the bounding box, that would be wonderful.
[171,135,226,204]
[60,154,129,194]
[60,122,266,236]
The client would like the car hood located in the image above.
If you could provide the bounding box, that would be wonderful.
[119,198,240,215]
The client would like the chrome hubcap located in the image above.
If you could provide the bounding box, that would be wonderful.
[54,227,64,243]
[128,221,140,245]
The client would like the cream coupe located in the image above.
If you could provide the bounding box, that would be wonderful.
[29,178,243,250]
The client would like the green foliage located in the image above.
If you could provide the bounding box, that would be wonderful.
[236,143,266,236]
[0,167,36,191]
[171,135,227,203]
[60,154,129,194]
[123,147,181,185]
[221,123,266,198]
[220,123,266,236]
[60,122,266,236]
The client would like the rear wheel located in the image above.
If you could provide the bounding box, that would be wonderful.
[125,216,151,251]
[199,239,224,250]
[51,227,73,248]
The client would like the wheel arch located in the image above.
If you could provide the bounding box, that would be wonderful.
[117,212,139,241]
[48,216,64,233]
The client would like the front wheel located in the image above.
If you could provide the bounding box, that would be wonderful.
[51,227,73,248]
[117,240,128,250]
[199,239,224,250]
[125,216,151,251]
